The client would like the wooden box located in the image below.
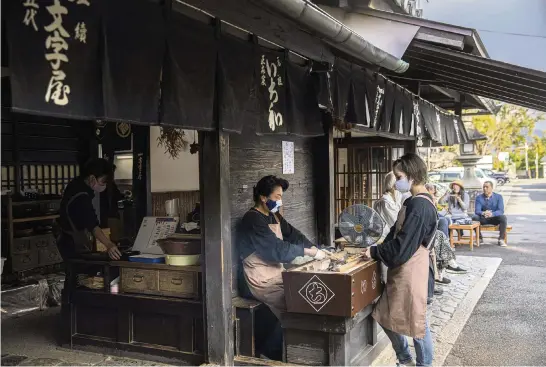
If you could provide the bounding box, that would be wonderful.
[282,259,382,317]
[120,264,201,299]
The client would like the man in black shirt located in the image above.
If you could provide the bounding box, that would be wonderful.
[57,159,121,260]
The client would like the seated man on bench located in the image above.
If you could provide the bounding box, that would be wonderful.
[472,181,508,247]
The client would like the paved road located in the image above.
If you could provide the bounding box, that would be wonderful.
[445,180,546,366]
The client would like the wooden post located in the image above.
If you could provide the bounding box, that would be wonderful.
[199,131,234,366]
[314,118,336,247]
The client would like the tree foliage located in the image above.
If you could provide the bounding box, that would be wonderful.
[472,105,542,156]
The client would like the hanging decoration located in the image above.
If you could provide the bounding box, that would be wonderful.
[156,127,189,159]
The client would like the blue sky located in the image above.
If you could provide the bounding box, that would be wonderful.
[421,0,546,72]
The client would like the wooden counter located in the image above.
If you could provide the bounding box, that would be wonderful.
[280,257,388,366]
[61,259,204,365]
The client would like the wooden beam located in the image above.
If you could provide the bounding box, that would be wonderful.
[199,130,234,366]
[415,28,465,50]
[429,85,460,102]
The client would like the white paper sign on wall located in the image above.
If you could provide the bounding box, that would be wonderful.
[282,141,295,174]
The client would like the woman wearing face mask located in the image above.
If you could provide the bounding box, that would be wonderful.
[362,153,437,367]
[238,175,329,319]
[57,158,121,261]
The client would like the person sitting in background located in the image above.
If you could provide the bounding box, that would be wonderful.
[373,172,403,239]
[440,179,470,220]
[473,181,508,247]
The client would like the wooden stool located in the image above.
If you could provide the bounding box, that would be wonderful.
[233,296,264,357]
[449,221,481,251]
[480,224,513,244]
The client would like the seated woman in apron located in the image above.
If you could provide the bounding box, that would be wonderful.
[362,153,437,367]
[238,175,329,319]
[57,158,122,261]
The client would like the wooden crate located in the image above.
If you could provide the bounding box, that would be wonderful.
[282,259,382,317]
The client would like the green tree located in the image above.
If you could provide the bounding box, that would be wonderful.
[472,104,543,156]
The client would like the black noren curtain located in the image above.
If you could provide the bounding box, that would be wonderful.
[218,34,261,134]
[285,62,323,137]
[161,12,216,130]
[379,79,395,133]
[419,100,444,145]
[103,0,165,125]
[6,0,102,119]
[331,58,352,122]
[351,67,370,127]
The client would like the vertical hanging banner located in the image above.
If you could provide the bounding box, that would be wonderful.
[102,0,165,125]
[6,0,102,119]
[257,47,288,135]
[372,76,386,130]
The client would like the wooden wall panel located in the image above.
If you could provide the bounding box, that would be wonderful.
[230,130,318,295]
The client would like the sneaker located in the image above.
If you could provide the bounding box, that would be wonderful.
[447,265,468,274]
[434,288,443,296]
[498,239,507,247]
[397,361,416,367]
[427,297,433,305]
[436,277,451,285]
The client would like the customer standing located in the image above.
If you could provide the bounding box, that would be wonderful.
[362,153,437,366]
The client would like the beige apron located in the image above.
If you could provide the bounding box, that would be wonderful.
[372,195,436,339]
[243,216,286,319]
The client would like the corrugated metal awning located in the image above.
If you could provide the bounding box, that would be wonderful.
[404,42,546,112]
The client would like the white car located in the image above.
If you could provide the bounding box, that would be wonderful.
[434,167,496,189]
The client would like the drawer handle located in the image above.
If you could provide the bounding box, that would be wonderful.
[132,275,144,283]
[36,241,49,248]
[22,256,31,264]
[171,278,183,285]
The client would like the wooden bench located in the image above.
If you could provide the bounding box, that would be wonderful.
[449,221,481,251]
[480,224,513,244]
[233,296,265,357]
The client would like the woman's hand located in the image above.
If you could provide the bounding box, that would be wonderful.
[361,247,372,260]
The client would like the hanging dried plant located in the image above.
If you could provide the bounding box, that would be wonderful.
[157,127,189,159]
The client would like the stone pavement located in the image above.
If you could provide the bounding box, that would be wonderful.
[372,255,502,366]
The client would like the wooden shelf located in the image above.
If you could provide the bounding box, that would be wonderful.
[12,214,59,223]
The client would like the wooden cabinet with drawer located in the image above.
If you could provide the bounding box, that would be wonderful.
[120,265,200,300]
[121,268,158,293]
[158,270,198,298]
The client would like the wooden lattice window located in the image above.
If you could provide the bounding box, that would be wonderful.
[334,144,404,215]
[1,164,79,195]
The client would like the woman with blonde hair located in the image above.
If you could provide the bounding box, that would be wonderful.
[373,172,403,238]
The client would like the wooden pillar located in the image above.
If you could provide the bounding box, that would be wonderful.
[199,130,234,366]
[132,125,151,227]
[314,118,336,246]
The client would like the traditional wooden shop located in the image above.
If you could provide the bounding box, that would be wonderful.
[2,0,468,366]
